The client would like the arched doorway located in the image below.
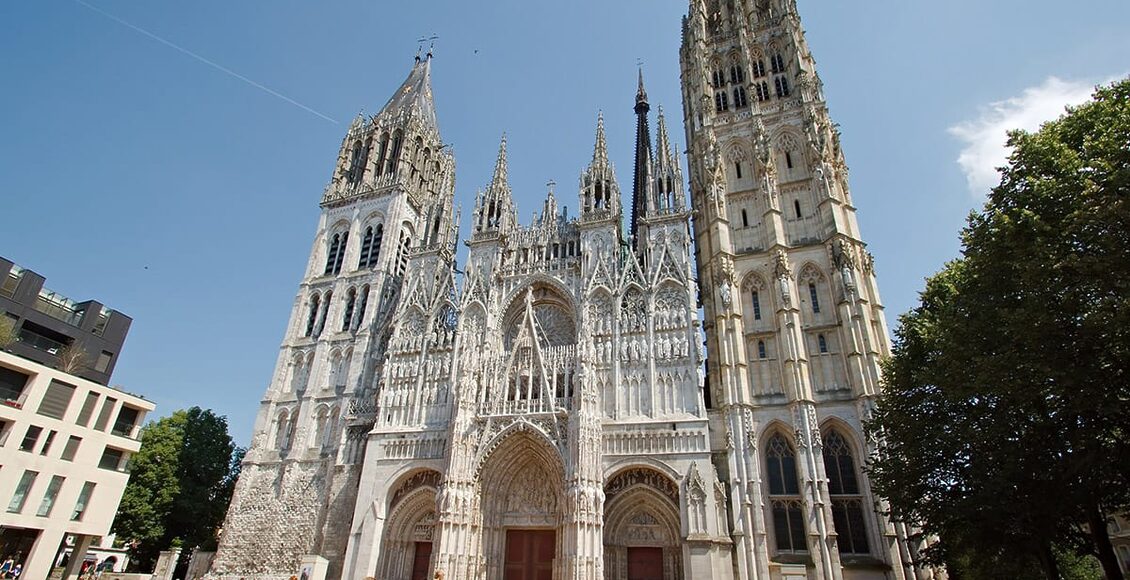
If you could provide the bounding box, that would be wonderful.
[377,470,441,580]
[603,468,683,580]
[478,429,567,580]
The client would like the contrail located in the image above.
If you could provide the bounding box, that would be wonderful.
[73,0,338,124]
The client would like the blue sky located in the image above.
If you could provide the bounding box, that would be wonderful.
[1,0,1126,444]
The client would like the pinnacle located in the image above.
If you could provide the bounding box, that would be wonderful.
[491,134,508,189]
[592,112,609,165]
[637,68,648,104]
[656,106,674,162]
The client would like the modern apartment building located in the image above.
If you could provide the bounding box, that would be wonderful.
[0,257,131,386]
[0,349,154,579]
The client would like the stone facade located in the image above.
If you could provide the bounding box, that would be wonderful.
[210,2,939,579]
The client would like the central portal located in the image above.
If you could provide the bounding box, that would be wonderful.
[504,529,555,580]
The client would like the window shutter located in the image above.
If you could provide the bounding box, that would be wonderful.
[37,380,76,420]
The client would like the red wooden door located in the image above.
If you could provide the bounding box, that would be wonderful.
[504,529,555,580]
[410,541,432,580]
[627,547,664,580]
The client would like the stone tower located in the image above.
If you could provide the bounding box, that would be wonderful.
[209,52,455,579]
[680,1,929,579]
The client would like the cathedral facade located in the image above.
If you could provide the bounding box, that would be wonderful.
[209,2,932,580]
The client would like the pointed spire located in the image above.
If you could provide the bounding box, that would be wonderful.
[631,71,655,247]
[491,134,509,189]
[376,54,437,130]
[592,111,609,166]
[636,67,649,107]
[656,105,674,164]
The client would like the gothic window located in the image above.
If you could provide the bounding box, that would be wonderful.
[354,285,370,330]
[733,86,749,109]
[376,133,390,175]
[794,199,802,219]
[751,290,762,320]
[818,334,828,353]
[395,229,411,277]
[715,91,729,113]
[276,411,291,450]
[809,282,821,313]
[305,294,320,337]
[324,234,341,275]
[387,131,403,174]
[752,59,767,78]
[775,75,791,98]
[770,53,786,74]
[325,231,349,275]
[741,209,749,228]
[766,433,806,552]
[316,290,332,336]
[823,431,870,554]
[735,161,743,179]
[342,288,357,332]
[729,64,745,84]
[711,68,725,87]
[757,340,767,359]
[359,224,384,268]
[346,140,364,183]
[785,151,794,169]
[755,81,770,102]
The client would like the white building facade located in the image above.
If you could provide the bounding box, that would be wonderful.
[0,350,154,579]
[210,2,937,579]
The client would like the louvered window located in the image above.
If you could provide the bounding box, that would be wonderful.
[37,380,76,420]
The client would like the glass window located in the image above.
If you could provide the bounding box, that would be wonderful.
[75,391,99,426]
[0,366,30,406]
[98,447,124,470]
[766,434,806,552]
[111,406,140,437]
[7,470,38,513]
[39,430,57,455]
[61,436,81,461]
[93,397,117,431]
[752,291,762,320]
[36,475,65,517]
[823,431,870,554]
[19,425,42,452]
[757,340,767,359]
[72,482,96,521]
[809,283,821,313]
[94,351,113,373]
[818,334,828,354]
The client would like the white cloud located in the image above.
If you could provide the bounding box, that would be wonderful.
[947,76,1104,197]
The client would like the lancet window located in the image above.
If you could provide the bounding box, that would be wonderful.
[823,430,870,554]
[766,433,806,552]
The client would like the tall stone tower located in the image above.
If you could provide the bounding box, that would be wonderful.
[210,52,455,579]
[680,1,928,579]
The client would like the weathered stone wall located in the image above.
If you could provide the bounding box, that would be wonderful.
[314,464,362,580]
[210,462,325,576]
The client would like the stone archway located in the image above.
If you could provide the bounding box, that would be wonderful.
[603,468,683,580]
[377,470,441,580]
[478,431,567,580]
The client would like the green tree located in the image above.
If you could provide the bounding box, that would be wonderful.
[868,78,1130,580]
[112,407,244,571]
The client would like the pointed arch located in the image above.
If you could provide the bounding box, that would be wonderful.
[819,422,872,555]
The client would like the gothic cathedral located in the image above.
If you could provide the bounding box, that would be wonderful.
[209,2,932,579]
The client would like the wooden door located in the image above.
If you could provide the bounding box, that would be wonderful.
[410,541,432,580]
[504,529,555,580]
[626,546,664,580]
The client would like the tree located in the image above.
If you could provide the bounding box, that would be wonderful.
[112,407,244,571]
[55,341,89,374]
[0,314,17,349]
[868,78,1130,580]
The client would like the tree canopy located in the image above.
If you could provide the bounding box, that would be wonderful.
[112,407,244,571]
[867,78,1130,579]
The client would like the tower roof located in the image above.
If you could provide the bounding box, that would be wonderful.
[376,55,437,130]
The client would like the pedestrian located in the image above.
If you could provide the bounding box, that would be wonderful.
[9,564,19,580]
[0,557,12,579]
